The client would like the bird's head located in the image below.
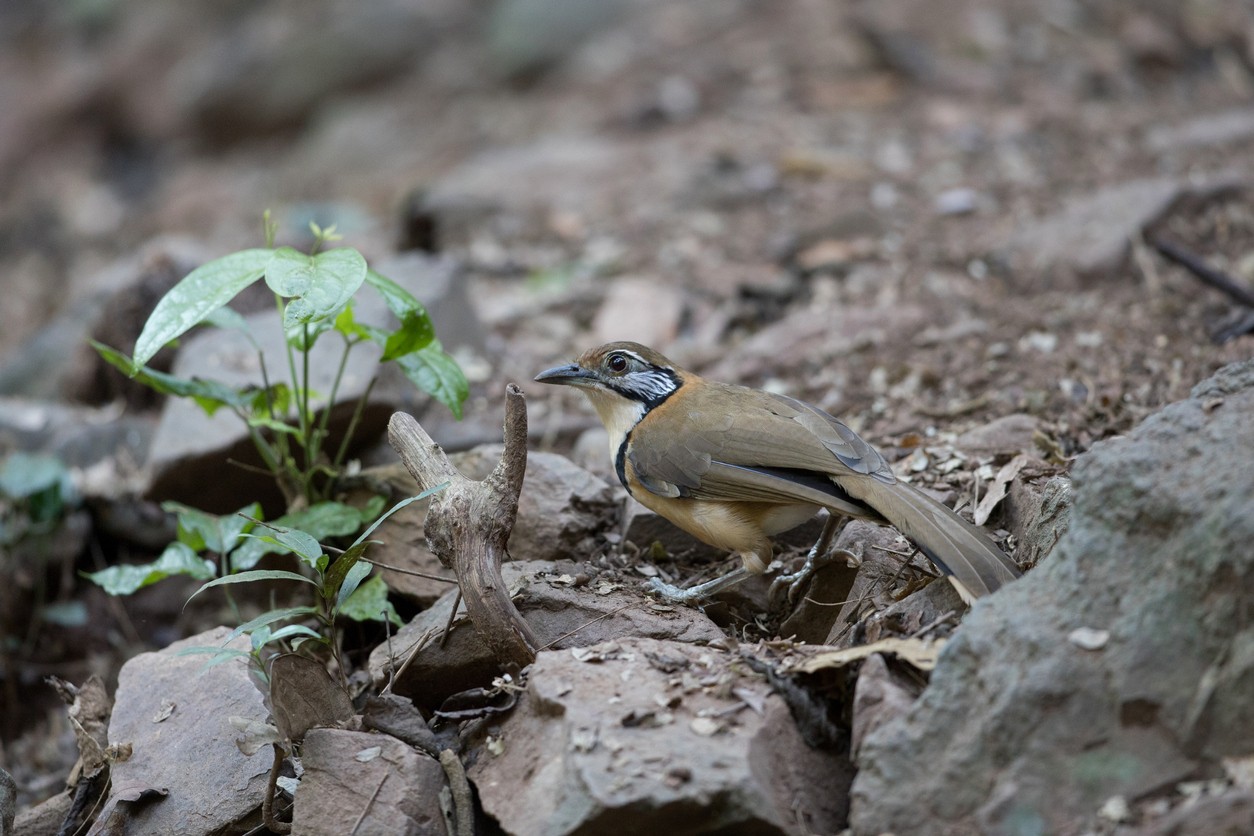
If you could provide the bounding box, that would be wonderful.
[535,342,684,435]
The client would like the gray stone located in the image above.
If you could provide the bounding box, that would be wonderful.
[1005,177,1239,280]
[170,4,434,142]
[486,0,629,80]
[369,448,619,606]
[291,728,446,836]
[954,412,1039,460]
[591,276,685,348]
[0,766,14,836]
[468,637,851,835]
[1145,108,1254,154]
[850,359,1254,836]
[105,627,272,836]
[821,521,933,647]
[370,560,726,709]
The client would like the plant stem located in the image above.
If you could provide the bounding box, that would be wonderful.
[311,336,355,501]
[331,376,377,473]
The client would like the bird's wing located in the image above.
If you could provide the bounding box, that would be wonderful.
[627,383,891,507]
[628,382,1021,599]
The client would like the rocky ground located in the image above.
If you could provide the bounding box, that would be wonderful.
[2,1,1253,834]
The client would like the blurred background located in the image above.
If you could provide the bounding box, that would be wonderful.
[1,0,1252,818]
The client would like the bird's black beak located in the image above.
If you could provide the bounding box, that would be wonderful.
[534,363,595,386]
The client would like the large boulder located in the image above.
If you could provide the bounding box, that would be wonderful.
[468,636,851,835]
[851,359,1254,834]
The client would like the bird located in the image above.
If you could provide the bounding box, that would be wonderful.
[534,341,1021,606]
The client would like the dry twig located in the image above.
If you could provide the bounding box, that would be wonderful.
[388,385,538,668]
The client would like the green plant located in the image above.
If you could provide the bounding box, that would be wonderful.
[0,452,76,547]
[169,485,444,680]
[85,217,465,655]
[92,217,467,508]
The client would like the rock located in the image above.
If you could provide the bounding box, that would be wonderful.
[467,637,852,835]
[368,448,619,606]
[1005,177,1238,281]
[1138,790,1254,835]
[1003,475,1071,571]
[818,521,931,647]
[370,561,726,709]
[104,627,272,836]
[850,359,1254,836]
[291,728,446,836]
[0,766,14,836]
[703,303,931,383]
[779,557,860,645]
[452,445,619,562]
[486,0,629,80]
[11,791,72,836]
[954,412,1039,460]
[1145,108,1254,154]
[850,653,923,758]
[170,4,434,143]
[591,276,685,348]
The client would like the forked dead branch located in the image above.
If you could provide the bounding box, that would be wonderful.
[387,384,538,670]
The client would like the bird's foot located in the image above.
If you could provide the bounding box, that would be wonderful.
[645,567,749,607]
[769,543,862,611]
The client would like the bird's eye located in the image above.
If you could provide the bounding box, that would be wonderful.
[606,353,628,373]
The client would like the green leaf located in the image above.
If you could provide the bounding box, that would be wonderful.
[93,342,248,415]
[85,542,216,596]
[247,383,293,418]
[244,529,323,570]
[364,269,422,319]
[324,485,447,607]
[285,315,334,352]
[133,249,272,367]
[325,540,377,607]
[270,248,367,329]
[265,247,316,296]
[266,624,324,644]
[333,302,371,341]
[165,501,260,554]
[186,569,318,605]
[175,646,252,670]
[350,486,447,549]
[223,606,319,647]
[229,502,364,571]
[0,453,66,499]
[287,502,365,539]
[245,416,303,437]
[381,310,435,361]
[395,342,469,419]
[203,306,251,334]
[0,453,73,524]
[339,575,402,626]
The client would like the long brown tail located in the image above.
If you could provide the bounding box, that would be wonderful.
[842,479,1021,603]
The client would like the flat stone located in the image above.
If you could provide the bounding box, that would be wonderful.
[954,412,1039,460]
[1004,177,1239,280]
[370,561,726,710]
[104,627,272,836]
[591,276,685,348]
[468,636,851,835]
[291,728,446,836]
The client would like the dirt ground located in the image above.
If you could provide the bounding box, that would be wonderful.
[1,0,1252,831]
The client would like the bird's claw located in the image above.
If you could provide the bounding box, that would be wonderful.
[768,545,860,611]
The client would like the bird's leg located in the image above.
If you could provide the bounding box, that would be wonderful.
[646,567,750,606]
[768,512,854,609]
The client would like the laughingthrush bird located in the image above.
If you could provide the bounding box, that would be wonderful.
[535,342,1020,605]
